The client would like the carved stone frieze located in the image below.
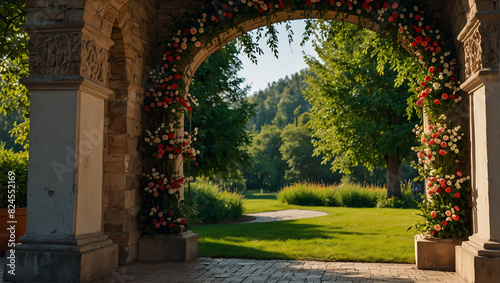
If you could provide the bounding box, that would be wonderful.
[28,32,82,77]
[463,25,482,78]
[479,22,499,69]
[27,31,110,85]
[81,39,109,85]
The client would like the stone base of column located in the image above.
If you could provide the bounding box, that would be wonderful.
[3,233,118,283]
[456,234,500,283]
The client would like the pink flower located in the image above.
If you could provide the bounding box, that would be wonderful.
[434,224,441,231]
[445,211,451,216]
[430,211,437,218]
[457,171,463,177]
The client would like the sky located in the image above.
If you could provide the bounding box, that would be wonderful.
[236,20,317,95]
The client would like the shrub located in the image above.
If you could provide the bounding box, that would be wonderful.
[278,182,386,208]
[278,183,334,206]
[0,143,29,208]
[377,181,423,209]
[190,180,244,223]
[334,184,385,207]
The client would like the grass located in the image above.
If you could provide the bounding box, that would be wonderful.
[192,193,420,263]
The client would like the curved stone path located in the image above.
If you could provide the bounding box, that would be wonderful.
[243,209,329,223]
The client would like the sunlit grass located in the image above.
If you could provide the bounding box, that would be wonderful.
[192,195,420,263]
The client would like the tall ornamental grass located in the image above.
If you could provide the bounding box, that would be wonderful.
[190,180,245,223]
[278,182,419,208]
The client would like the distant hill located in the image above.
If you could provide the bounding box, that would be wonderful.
[246,70,310,131]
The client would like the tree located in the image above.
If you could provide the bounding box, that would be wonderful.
[243,124,287,191]
[305,21,420,198]
[280,113,341,184]
[0,0,29,149]
[189,43,255,181]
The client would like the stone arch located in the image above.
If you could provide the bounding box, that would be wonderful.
[185,11,384,82]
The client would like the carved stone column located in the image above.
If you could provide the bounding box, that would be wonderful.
[455,8,500,283]
[3,22,119,283]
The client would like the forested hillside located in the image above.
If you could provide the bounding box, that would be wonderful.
[242,71,342,191]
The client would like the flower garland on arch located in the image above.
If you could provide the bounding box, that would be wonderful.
[141,0,470,239]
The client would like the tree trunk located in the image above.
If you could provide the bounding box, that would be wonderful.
[386,154,402,198]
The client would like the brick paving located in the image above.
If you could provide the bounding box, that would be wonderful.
[88,257,466,283]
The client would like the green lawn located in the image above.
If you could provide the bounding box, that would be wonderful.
[192,192,420,263]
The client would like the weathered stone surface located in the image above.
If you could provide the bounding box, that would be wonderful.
[415,234,463,271]
[138,232,199,262]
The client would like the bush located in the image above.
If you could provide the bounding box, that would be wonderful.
[278,182,386,208]
[334,184,385,207]
[0,143,28,208]
[190,180,245,223]
[377,181,424,209]
[278,183,333,206]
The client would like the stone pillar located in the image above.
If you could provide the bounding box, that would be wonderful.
[3,22,118,282]
[455,8,500,283]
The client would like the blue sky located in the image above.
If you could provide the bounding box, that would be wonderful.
[236,20,317,95]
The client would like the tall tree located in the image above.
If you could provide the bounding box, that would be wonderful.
[280,113,341,184]
[243,124,287,191]
[0,0,29,149]
[189,43,255,181]
[305,21,420,198]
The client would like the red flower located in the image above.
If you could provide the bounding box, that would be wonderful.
[425,75,431,81]
[445,187,451,193]
[441,220,448,226]
[168,132,175,139]
[415,14,421,20]
[449,94,456,100]
[174,74,181,80]
[145,106,150,111]
[434,99,440,105]
[181,219,187,225]
[455,193,461,198]
[441,142,447,148]
[171,84,178,90]
[169,211,175,216]
[439,150,447,156]
[415,36,423,43]
[442,93,448,99]
[455,206,460,211]
[169,223,175,228]
[457,171,463,177]
[416,99,423,106]
[429,140,435,145]
[428,67,435,72]
[415,27,422,33]
[430,230,435,235]
[432,133,439,139]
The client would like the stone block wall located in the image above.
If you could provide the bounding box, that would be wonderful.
[102,0,158,264]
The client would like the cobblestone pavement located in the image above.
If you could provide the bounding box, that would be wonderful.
[90,257,466,283]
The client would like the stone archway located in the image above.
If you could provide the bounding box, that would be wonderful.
[9,0,500,282]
